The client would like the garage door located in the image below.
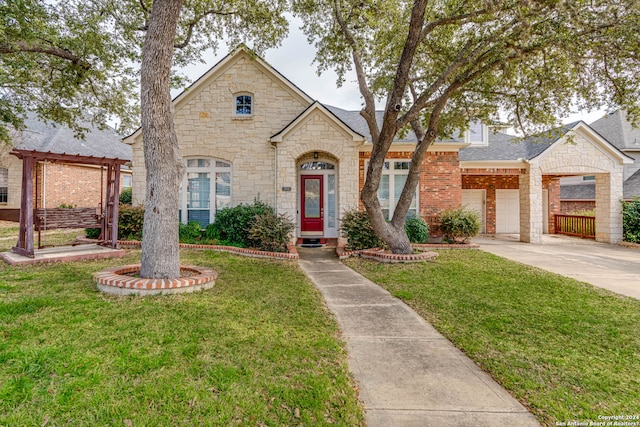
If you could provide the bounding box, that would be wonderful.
[496,189,520,233]
[461,189,485,233]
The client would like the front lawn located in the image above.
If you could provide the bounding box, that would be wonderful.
[0,250,364,426]
[345,250,640,427]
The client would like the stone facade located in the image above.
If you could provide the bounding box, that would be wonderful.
[535,128,625,243]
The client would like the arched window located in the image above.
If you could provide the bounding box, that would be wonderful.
[235,93,253,116]
[180,159,232,227]
[0,167,8,203]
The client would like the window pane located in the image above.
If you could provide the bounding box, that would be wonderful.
[394,161,411,170]
[187,210,210,228]
[236,95,252,115]
[328,175,335,228]
[187,172,210,209]
[216,160,231,168]
[304,178,321,218]
[468,122,484,143]
[381,162,390,170]
[300,161,334,170]
[215,172,231,211]
[393,174,416,215]
[378,175,390,219]
[0,168,7,204]
[187,159,210,168]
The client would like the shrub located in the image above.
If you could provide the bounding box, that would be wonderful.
[58,203,75,208]
[179,221,203,244]
[205,199,273,247]
[119,187,132,205]
[622,197,640,243]
[118,205,145,240]
[340,209,384,251]
[85,205,145,240]
[405,216,429,243]
[249,211,295,252]
[85,228,101,239]
[439,207,481,243]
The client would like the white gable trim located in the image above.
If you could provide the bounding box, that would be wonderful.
[124,46,314,144]
[530,122,634,165]
[270,102,366,144]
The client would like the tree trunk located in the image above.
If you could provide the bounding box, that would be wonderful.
[139,0,185,279]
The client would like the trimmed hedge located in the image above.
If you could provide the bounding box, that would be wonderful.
[205,199,273,248]
[405,216,429,243]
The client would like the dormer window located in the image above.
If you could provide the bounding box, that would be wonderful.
[235,93,253,116]
[465,121,488,145]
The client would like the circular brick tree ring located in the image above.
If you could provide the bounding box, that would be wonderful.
[94,264,217,296]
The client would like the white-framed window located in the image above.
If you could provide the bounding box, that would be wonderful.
[465,121,488,145]
[180,158,231,227]
[122,175,132,189]
[377,160,418,220]
[235,93,253,117]
[0,167,7,203]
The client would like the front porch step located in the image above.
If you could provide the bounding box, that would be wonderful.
[296,238,338,248]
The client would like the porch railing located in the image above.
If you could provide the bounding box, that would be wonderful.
[554,214,595,239]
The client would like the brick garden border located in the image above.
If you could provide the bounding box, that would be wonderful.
[114,240,299,260]
[336,242,479,262]
[94,264,217,296]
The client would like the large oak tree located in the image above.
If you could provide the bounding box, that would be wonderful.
[295,0,640,253]
[2,0,288,278]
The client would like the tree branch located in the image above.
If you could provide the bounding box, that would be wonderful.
[174,10,236,49]
[0,41,92,70]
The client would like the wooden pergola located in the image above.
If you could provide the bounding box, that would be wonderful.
[10,149,128,258]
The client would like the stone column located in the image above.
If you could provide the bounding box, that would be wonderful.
[519,166,543,243]
[595,170,624,243]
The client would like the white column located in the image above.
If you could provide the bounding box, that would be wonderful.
[519,166,543,243]
[595,170,624,243]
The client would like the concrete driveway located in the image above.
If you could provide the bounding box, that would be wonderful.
[473,234,640,300]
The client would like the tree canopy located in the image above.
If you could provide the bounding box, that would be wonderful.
[294,0,640,253]
[0,0,139,143]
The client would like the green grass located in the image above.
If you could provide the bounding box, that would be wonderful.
[345,250,640,427]
[0,249,364,426]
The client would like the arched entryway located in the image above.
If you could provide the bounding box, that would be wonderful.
[297,152,339,239]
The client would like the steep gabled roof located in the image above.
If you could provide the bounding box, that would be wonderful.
[270,102,365,143]
[459,123,577,162]
[123,45,314,143]
[9,113,131,161]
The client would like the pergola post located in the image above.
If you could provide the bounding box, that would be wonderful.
[13,155,35,257]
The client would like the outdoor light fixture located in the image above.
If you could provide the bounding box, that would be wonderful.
[313,151,319,159]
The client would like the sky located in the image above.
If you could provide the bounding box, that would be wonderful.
[175,16,607,126]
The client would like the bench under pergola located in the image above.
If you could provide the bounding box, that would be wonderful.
[10,149,126,258]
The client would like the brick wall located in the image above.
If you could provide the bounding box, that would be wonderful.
[462,175,519,234]
[462,173,561,234]
[359,150,462,223]
[560,200,596,214]
[34,162,131,208]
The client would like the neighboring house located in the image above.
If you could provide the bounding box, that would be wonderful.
[0,113,132,220]
[124,46,631,244]
[560,110,640,212]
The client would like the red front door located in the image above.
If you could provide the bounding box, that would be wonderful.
[301,175,323,233]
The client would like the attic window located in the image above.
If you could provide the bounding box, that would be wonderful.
[235,94,253,116]
[465,121,488,145]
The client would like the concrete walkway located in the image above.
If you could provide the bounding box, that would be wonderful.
[473,234,640,300]
[297,248,540,427]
